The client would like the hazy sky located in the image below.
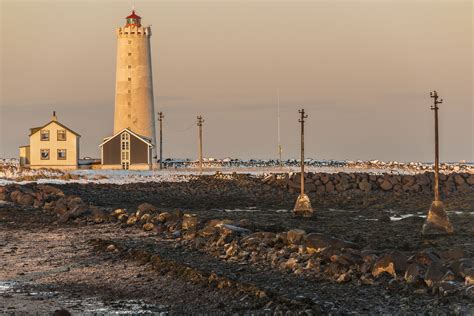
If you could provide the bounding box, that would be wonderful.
[1,0,472,162]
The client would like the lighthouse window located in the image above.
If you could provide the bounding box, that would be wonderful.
[128,40,132,44]
[128,90,131,93]
[128,77,131,81]
[40,149,50,160]
[40,130,50,141]
[128,53,132,56]
[128,65,131,69]
[57,149,67,160]
[128,102,131,105]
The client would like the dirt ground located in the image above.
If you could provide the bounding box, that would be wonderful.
[1,177,473,314]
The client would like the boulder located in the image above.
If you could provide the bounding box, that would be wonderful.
[157,212,171,223]
[465,268,474,285]
[404,263,422,283]
[126,215,138,226]
[182,214,199,230]
[454,174,465,185]
[143,223,155,231]
[424,261,447,287]
[91,206,108,224]
[140,213,151,224]
[358,180,371,193]
[37,184,64,197]
[325,182,335,193]
[372,251,407,278]
[408,250,440,266]
[287,229,306,245]
[136,203,158,216]
[306,233,357,253]
[467,175,474,185]
[380,180,393,191]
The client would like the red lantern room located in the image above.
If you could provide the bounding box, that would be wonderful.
[125,10,141,27]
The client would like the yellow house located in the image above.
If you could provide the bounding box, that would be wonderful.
[19,112,81,170]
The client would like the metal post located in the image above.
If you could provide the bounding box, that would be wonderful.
[157,112,164,170]
[197,115,204,173]
[293,108,313,217]
[422,91,453,235]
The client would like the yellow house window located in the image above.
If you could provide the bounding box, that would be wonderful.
[40,130,50,141]
[40,149,50,160]
[57,130,66,141]
[57,149,67,160]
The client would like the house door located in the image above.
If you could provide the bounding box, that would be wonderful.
[121,133,130,170]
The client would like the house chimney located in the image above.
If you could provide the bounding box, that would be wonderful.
[52,111,57,121]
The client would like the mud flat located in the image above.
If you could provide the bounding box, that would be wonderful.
[0,174,473,314]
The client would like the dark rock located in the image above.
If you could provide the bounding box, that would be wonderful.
[404,263,422,283]
[372,251,407,278]
[137,202,158,214]
[424,261,448,287]
[408,250,440,266]
[287,229,306,245]
[306,233,358,253]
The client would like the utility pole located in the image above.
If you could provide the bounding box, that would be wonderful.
[277,89,282,168]
[197,115,204,173]
[422,91,454,235]
[293,108,313,217]
[157,112,164,170]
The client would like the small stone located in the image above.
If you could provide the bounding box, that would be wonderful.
[106,244,117,252]
[143,223,154,231]
[336,272,351,283]
[126,215,138,226]
[284,258,298,270]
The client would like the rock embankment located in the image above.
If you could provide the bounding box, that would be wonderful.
[101,206,474,302]
[264,172,474,195]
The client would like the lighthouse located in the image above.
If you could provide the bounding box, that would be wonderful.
[100,9,156,170]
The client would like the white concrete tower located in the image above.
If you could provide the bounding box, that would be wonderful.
[114,10,156,156]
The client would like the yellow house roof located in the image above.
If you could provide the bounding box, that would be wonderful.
[29,120,81,137]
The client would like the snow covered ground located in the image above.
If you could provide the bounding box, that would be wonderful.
[0,158,472,185]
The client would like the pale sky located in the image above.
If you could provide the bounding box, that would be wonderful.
[1,0,473,162]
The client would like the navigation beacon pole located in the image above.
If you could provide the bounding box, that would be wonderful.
[293,108,314,217]
[197,116,204,174]
[422,91,454,235]
[157,112,164,170]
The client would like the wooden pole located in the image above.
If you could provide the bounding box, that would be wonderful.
[430,91,442,201]
[197,115,204,173]
[299,109,307,196]
[422,90,453,235]
[157,112,164,170]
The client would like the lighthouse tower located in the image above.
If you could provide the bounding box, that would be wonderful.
[113,10,156,152]
[100,9,156,170]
